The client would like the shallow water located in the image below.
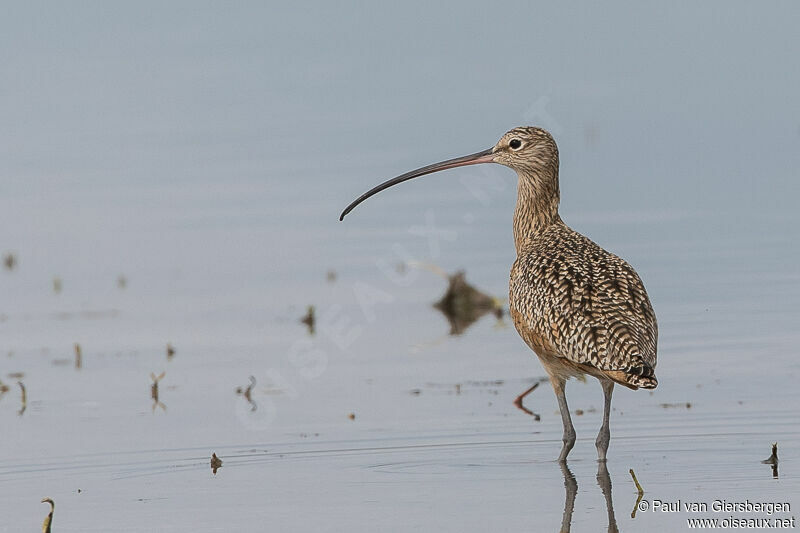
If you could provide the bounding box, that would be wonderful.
[3,3,800,531]
[1,174,798,531]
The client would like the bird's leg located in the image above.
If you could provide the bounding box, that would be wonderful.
[596,380,615,462]
[551,376,575,462]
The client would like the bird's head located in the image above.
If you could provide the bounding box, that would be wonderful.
[339,126,558,221]
[491,127,558,174]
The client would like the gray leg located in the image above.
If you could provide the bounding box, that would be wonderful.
[551,376,576,463]
[596,380,614,462]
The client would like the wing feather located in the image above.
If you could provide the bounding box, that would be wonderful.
[510,224,658,379]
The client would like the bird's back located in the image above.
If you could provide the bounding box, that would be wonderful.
[509,220,658,389]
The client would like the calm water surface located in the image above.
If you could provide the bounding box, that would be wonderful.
[2,3,800,531]
[1,173,797,531]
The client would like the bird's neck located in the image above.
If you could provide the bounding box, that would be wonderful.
[513,168,561,255]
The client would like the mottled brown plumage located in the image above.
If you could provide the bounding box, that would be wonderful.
[501,128,657,391]
[340,125,659,462]
[510,225,657,389]
[498,127,658,461]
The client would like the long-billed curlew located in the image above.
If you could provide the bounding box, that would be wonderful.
[339,127,658,462]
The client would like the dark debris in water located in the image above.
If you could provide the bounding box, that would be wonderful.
[3,252,16,271]
[659,402,692,409]
[17,381,26,416]
[150,372,166,412]
[761,442,779,464]
[235,376,257,411]
[762,442,779,478]
[301,305,316,335]
[433,270,503,335]
[51,309,120,321]
[413,378,547,421]
[419,380,502,397]
[211,452,222,474]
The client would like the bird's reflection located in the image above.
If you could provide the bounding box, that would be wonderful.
[559,463,578,533]
[558,462,619,533]
[597,462,620,533]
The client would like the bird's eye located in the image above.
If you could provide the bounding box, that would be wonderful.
[509,138,522,150]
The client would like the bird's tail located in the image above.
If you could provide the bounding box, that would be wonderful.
[626,374,658,390]
[625,358,657,389]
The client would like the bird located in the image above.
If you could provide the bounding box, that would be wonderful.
[339,126,658,462]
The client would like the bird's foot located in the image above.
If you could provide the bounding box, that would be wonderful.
[558,433,576,462]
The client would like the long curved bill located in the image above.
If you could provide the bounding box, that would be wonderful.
[339,147,495,221]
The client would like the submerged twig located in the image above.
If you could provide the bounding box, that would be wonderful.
[761,442,778,465]
[17,381,26,416]
[629,468,644,494]
[41,498,54,533]
[150,372,166,412]
[762,442,779,478]
[236,376,257,411]
[513,382,541,421]
[629,468,644,518]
